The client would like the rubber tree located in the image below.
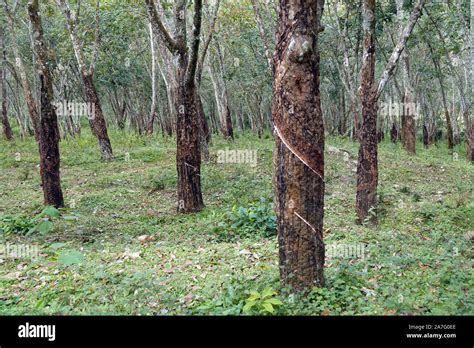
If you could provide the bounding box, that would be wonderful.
[145,0,205,213]
[56,0,114,160]
[272,0,326,291]
[356,0,426,224]
[0,25,13,141]
[28,0,64,208]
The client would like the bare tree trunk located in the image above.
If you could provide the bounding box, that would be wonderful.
[426,40,454,151]
[356,0,378,224]
[0,26,12,141]
[146,21,157,135]
[273,0,325,291]
[391,122,398,143]
[396,0,416,154]
[356,0,426,223]
[209,41,234,140]
[468,0,474,161]
[57,0,113,160]
[28,0,64,208]
[146,0,205,213]
[83,74,113,160]
[3,1,40,140]
[251,0,273,73]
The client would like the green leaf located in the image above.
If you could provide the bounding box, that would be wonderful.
[261,287,277,299]
[58,250,84,265]
[36,220,53,235]
[41,206,60,218]
[242,301,256,313]
[261,302,274,313]
[265,298,283,306]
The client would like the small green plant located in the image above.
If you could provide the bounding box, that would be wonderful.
[230,198,276,234]
[243,287,283,315]
[0,215,35,236]
[212,198,277,240]
[0,206,62,237]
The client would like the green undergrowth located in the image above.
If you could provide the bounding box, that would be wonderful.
[0,129,472,315]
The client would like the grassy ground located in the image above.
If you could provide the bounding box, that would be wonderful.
[0,129,472,315]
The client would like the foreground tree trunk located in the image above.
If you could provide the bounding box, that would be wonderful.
[28,0,64,208]
[273,0,325,291]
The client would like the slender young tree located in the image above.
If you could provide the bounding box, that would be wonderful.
[356,0,426,224]
[208,40,234,140]
[28,0,64,208]
[56,0,113,160]
[146,0,205,213]
[396,0,416,155]
[273,0,325,291]
[2,0,40,140]
[0,25,13,141]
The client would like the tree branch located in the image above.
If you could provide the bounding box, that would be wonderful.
[185,0,203,87]
[144,0,180,54]
[376,0,426,100]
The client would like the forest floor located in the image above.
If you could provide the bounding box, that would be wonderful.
[0,130,472,315]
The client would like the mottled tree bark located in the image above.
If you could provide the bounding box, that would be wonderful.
[146,0,205,213]
[146,21,157,135]
[356,0,426,223]
[396,0,416,154]
[356,0,378,224]
[251,0,273,73]
[57,0,113,160]
[423,124,429,148]
[273,0,325,291]
[209,41,234,140]
[465,0,474,161]
[83,74,113,160]
[0,26,12,141]
[28,0,64,208]
[390,122,398,143]
[401,89,416,154]
[2,1,40,140]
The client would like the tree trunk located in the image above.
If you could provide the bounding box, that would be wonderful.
[146,21,157,135]
[146,0,205,213]
[83,74,113,160]
[273,0,325,291]
[57,0,113,160]
[209,41,234,140]
[391,122,398,143]
[175,66,204,213]
[3,5,40,140]
[0,26,13,141]
[28,0,64,208]
[356,0,378,224]
[396,0,416,154]
[467,0,474,161]
[423,124,429,148]
[356,0,425,223]
[402,91,416,154]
